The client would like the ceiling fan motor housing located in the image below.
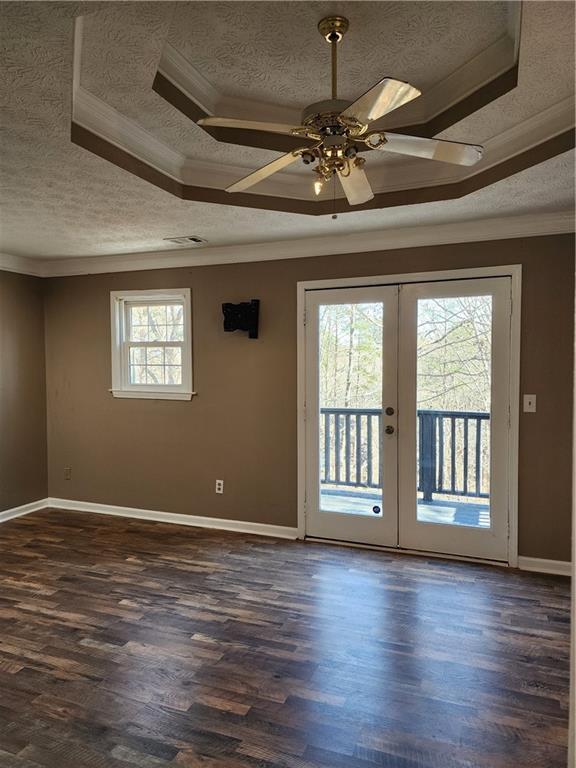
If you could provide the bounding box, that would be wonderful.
[301,99,352,133]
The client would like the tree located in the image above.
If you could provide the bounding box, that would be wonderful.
[317,296,493,495]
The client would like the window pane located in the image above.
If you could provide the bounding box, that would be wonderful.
[149,305,167,326]
[166,366,182,385]
[165,347,182,365]
[130,325,149,342]
[130,365,146,384]
[318,302,384,517]
[416,295,492,529]
[130,306,148,326]
[147,324,167,342]
[127,343,184,388]
[129,347,146,365]
[146,366,165,385]
[167,324,184,342]
[167,305,183,325]
[128,303,184,342]
[146,347,164,366]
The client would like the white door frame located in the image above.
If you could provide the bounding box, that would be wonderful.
[297,264,522,567]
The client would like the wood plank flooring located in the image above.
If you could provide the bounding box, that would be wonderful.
[0,509,570,768]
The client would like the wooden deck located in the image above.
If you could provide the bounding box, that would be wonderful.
[0,509,570,768]
[321,488,491,528]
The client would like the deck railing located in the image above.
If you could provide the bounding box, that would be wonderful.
[320,407,490,501]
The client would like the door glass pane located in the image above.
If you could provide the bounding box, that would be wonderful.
[318,303,383,517]
[416,295,492,528]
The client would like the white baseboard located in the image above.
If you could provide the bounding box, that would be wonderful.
[517,556,572,576]
[0,498,49,523]
[46,497,299,539]
[0,501,571,573]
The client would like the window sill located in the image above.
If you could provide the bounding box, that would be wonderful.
[110,389,197,401]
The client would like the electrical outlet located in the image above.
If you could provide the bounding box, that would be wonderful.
[64,466,72,480]
[215,479,224,494]
[523,394,537,413]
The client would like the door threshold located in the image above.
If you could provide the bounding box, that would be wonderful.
[304,536,509,568]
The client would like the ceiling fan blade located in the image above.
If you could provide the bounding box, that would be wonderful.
[198,116,299,136]
[227,151,304,193]
[341,78,421,125]
[376,133,484,166]
[337,163,375,205]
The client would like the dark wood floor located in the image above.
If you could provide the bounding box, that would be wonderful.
[0,510,570,768]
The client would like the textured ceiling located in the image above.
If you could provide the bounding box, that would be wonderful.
[1,144,573,259]
[440,1,575,143]
[168,1,509,107]
[0,1,574,261]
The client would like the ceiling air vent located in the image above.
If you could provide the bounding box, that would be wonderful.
[163,235,207,247]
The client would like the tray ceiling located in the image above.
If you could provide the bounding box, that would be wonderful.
[0,1,574,261]
[77,1,522,167]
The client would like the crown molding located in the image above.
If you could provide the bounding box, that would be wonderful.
[486,95,575,160]
[72,76,575,200]
[73,87,317,197]
[383,33,516,129]
[73,87,185,181]
[3,211,572,279]
[0,252,46,277]
[158,43,221,116]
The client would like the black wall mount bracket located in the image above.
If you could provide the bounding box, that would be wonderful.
[222,299,260,339]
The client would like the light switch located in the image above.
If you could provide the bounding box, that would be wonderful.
[523,394,537,413]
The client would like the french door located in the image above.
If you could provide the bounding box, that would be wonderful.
[304,277,512,562]
[305,286,399,547]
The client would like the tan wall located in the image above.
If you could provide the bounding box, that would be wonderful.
[44,234,575,560]
[0,271,47,510]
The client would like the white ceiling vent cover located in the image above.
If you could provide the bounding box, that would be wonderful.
[163,235,207,246]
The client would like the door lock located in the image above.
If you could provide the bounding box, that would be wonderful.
[385,425,395,435]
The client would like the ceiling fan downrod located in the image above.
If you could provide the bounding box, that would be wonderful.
[198,13,483,207]
[318,16,349,100]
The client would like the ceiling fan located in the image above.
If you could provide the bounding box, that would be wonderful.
[198,16,484,206]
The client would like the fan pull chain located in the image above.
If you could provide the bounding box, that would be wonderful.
[332,174,338,220]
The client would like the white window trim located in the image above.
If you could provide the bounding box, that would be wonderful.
[110,288,195,401]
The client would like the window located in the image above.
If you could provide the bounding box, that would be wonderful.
[110,289,193,400]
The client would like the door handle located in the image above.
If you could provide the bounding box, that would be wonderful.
[385,425,395,435]
[385,406,395,415]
